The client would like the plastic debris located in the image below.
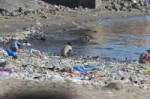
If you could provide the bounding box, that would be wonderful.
[0,48,149,91]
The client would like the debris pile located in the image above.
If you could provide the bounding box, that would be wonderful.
[0,48,149,91]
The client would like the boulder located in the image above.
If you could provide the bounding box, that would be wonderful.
[103,82,124,90]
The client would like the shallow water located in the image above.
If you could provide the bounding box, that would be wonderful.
[26,15,150,60]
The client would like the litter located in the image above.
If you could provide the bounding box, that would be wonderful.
[84,65,96,70]
[73,66,86,75]
[0,68,12,73]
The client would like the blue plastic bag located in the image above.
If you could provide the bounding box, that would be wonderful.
[144,0,148,6]
[84,65,96,70]
[73,66,86,74]
[4,48,17,56]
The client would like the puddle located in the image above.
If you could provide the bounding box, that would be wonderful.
[23,15,150,61]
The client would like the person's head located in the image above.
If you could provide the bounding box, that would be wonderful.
[147,50,150,53]
[11,38,17,42]
[67,42,72,46]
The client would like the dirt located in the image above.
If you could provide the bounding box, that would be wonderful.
[0,78,150,99]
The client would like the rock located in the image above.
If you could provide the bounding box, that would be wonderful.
[120,6,127,11]
[103,82,124,90]
[112,2,121,11]
[41,15,48,19]
[124,2,130,7]
[60,67,72,73]
[105,4,112,11]
[0,59,7,67]
[120,2,129,8]
[132,3,141,9]
[40,36,46,41]
[24,11,32,16]
[1,10,7,16]
[11,12,20,16]
[18,7,23,13]
[79,36,90,43]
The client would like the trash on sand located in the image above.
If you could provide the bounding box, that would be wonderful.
[143,69,150,76]
[84,65,96,70]
[73,66,86,75]
[0,68,12,73]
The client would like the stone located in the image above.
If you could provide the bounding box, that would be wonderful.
[104,82,124,90]
[120,6,127,11]
[124,2,130,7]
[105,4,112,11]
[41,15,48,19]
[40,37,46,41]
[79,36,90,43]
[60,67,72,73]
[112,2,121,11]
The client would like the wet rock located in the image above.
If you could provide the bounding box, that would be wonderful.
[79,36,90,43]
[40,36,46,41]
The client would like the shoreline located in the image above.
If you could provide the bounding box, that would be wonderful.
[0,9,150,98]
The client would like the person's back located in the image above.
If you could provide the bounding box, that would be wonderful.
[10,40,21,52]
[139,50,150,63]
[61,42,72,57]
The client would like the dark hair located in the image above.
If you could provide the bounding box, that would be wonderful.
[67,42,72,46]
[147,50,150,53]
[11,38,15,41]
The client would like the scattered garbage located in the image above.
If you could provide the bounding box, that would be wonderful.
[0,68,12,73]
[73,66,86,75]
[0,47,149,91]
[143,69,150,76]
